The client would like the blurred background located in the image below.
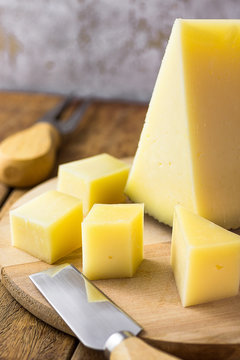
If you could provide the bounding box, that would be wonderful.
[1,0,240,102]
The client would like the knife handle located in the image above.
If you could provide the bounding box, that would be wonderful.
[0,122,61,187]
[106,332,181,360]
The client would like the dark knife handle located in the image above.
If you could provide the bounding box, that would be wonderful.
[105,331,181,360]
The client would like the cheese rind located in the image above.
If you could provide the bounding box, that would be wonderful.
[57,153,130,216]
[171,205,240,307]
[125,19,240,229]
[10,190,83,264]
[82,203,144,280]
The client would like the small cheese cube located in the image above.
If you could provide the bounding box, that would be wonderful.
[10,190,83,264]
[57,153,130,216]
[82,203,144,280]
[171,205,240,307]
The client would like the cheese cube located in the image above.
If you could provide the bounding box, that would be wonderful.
[57,153,130,216]
[10,190,83,264]
[82,203,144,280]
[171,205,240,307]
[125,19,240,229]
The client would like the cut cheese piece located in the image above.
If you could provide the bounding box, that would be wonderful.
[10,190,83,264]
[82,203,144,280]
[84,279,108,303]
[125,19,240,229]
[171,205,240,307]
[57,153,130,216]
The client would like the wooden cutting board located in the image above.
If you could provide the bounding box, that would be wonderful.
[1,177,240,359]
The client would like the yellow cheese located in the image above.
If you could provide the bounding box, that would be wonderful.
[125,19,240,229]
[10,190,83,264]
[57,153,130,216]
[171,205,240,307]
[82,203,144,280]
[84,279,108,303]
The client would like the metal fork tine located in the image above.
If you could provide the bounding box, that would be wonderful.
[38,94,74,123]
[56,99,91,135]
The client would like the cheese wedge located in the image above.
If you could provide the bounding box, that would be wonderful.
[82,203,144,280]
[125,19,240,229]
[10,190,83,264]
[57,153,130,216]
[171,205,240,307]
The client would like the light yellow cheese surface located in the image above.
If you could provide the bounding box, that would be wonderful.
[82,203,144,280]
[125,19,240,229]
[84,279,108,303]
[57,153,130,216]
[10,190,83,264]
[171,205,240,307]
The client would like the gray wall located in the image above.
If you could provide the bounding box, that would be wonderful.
[1,0,240,101]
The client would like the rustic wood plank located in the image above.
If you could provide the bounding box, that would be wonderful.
[71,343,105,360]
[0,183,10,208]
[0,281,77,359]
[0,189,26,220]
[0,93,146,155]
[57,101,146,166]
[0,92,63,141]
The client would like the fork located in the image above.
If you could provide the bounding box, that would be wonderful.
[0,95,91,188]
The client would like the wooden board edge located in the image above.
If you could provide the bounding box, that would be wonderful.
[144,338,240,360]
[1,264,74,337]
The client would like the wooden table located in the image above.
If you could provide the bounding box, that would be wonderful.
[0,92,146,360]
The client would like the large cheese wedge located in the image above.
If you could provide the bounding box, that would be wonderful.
[125,19,240,229]
[82,203,144,280]
[57,153,130,216]
[10,190,83,264]
[171,205,240,307]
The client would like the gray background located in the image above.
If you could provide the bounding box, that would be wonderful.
[1,0,240,101]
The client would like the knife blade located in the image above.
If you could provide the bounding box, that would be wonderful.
[30,263,180,359]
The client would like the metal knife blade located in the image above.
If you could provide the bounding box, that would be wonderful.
[29,264,142,351]
[30,264,181,359]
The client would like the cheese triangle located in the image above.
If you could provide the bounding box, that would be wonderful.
[125,19,240,229]
[171,205,240,306]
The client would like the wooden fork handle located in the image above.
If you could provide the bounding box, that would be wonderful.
[0,122,61,188]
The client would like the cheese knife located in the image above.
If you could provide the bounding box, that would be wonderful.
[30,264,181,359]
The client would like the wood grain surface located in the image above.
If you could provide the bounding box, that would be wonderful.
[0,281,77,359]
